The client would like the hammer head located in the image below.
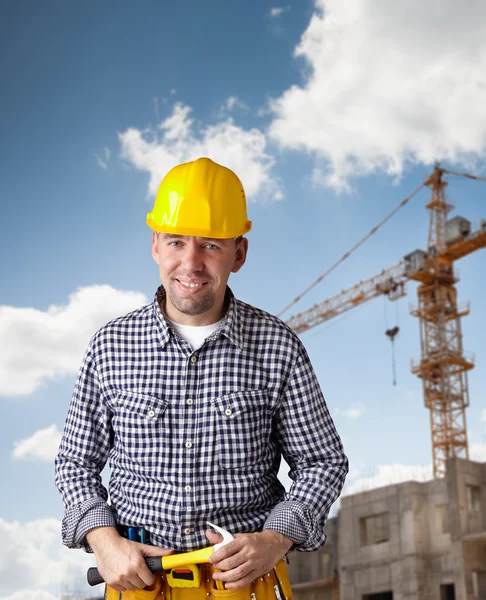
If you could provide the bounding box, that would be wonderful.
[206,521,235,551]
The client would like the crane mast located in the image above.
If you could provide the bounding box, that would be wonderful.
[285,165,486,478]
[409,166,472,478]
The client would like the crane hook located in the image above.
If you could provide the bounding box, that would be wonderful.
[385,326,400,340]
[385,326,400,385]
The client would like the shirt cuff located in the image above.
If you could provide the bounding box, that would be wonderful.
[263,500,326,552]
[62,498,116,551]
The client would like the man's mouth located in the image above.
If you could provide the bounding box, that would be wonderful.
[177,280,207,289]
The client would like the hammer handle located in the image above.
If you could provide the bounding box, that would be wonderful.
[87,557,163,586]
[87,546,214,586]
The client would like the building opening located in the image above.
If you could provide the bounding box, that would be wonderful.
[440,584,456,600]
[359,513,390,546]
[363,593,393,600]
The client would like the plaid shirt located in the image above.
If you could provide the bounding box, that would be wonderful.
[55,286,348,553]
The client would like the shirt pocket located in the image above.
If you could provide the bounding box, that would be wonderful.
[112,390,169,471]
[211,390,272,469]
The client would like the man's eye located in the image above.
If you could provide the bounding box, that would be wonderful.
[169,241,181,247]
[205,244,219,250]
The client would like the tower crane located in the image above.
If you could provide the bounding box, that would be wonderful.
[284,165,486,479]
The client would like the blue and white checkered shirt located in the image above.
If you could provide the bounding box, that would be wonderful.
[55,286,348,553]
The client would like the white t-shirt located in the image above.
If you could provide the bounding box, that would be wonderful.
[165,315,223,351]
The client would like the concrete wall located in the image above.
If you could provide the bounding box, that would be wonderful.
[288,517,339,600]
[337,482,441,599]
[332,471,472,599]
[287,458,486,600]
[287,517,338,585]
[447,458,486,538]
[447,458,486,599]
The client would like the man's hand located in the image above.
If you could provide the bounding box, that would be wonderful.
[86,527,173,592]
[207,529,293,590]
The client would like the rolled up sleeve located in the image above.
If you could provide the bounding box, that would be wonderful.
[264,348,348,551]
[54,339,114,550]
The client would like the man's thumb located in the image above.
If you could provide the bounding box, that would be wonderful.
[205,530,223,544]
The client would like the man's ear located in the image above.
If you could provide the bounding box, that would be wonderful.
[151,231,160,265]
[231,238,249,273]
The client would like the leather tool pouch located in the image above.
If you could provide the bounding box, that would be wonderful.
[105,576,163,600]
[105,558,292,600]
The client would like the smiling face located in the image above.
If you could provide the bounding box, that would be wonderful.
[151,232,248,326]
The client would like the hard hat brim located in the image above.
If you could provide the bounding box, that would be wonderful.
[147,214,252,239]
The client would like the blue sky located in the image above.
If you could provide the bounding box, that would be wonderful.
[1,1,486,598]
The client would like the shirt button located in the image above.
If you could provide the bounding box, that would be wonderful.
[191,356,197,364]
[185,485,192,492]
[224,408,232,416]
[187,398,194,405]
[185,441,193,449]
[184,528,191,535]
[148,409,156,418]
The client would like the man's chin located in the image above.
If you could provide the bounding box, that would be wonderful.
[171,296,214,317]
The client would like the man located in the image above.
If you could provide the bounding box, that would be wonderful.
[55,157,348,599]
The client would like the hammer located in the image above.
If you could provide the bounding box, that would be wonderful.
[87,522,234,586]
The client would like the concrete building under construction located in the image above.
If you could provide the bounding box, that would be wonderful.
[288,457,486,600]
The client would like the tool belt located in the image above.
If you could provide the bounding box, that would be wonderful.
[104,558,292,600]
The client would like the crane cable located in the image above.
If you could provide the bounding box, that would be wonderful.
[277,180,427,318]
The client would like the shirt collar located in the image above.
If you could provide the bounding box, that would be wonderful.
[218,288,244,350]
[152,286,171,348]
[151,285,244,351]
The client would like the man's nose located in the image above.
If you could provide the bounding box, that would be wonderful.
[181,241,204,271]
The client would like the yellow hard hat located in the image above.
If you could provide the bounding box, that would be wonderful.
[147,157,252,239]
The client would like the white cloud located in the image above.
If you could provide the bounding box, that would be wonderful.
[0,518,93,598]
[343,407,365,419]
[269,7,290,18]
[94,147,110,170]
[481,409,486,424]
[13,425,62,462]
[119,101,283,203]
[470,441,486,462]
[269,0,486,191]
[222,96,249,113]
[0,285,147,397]
[1,590,58,600]
[341,463,433,496]
[337,403,366,419]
